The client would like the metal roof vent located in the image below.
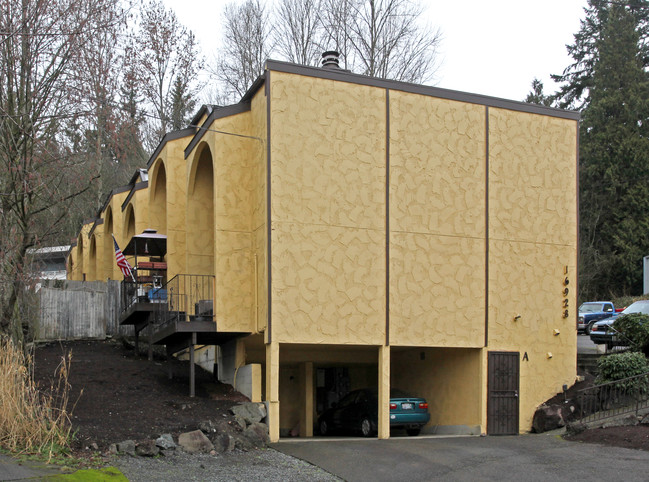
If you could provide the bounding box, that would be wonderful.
[321,51,340,69]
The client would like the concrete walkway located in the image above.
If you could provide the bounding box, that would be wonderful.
[273,433,649,481]
[0,454,73,480]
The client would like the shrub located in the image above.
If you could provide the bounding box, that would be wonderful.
[0,337,73,459]
[596,351,649,393]
[612,313,649,355]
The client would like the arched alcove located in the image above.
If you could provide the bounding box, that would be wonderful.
[88,235,97,281]
[103,207,114,279]
[150,159,168,234]
[77,233,85,281]
[186,143,215,276]
[124,204,136,242]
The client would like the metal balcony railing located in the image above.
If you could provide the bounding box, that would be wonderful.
[576,372,649,423]
[151,274,215,326]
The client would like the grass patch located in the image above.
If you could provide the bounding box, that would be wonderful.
[44,466,128,480]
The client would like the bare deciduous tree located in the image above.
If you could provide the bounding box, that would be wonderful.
[344,0,441,83]
[215,0,272,102]
[134,0,204,148]
[0,0,119,343]
[275,0,323,66]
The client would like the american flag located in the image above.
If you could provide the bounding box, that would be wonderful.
[113,235,134,280]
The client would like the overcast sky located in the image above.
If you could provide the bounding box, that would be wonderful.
[162,0,589,102]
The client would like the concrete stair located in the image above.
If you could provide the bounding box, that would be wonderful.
[577,353,601,376]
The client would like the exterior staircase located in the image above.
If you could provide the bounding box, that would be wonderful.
[577,353,601,376]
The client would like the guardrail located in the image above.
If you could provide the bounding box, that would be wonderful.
[151,274,215,326]
[576,372,649,423]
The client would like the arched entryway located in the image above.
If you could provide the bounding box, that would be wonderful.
[186,142,214,276]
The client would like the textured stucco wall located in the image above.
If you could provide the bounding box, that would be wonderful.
[269,71,387,345]
[389,92,486,347]
[79,222,93,281]
[157,135,192,280]
[88,233,100,281]
[186,143,215,276]
[267,70,577,433]
[109,191,130,279]
[148,160,167,235]
[251,88,268,336]
[131,187,150,235]
[205,111,257,333]
[487,108,578,432]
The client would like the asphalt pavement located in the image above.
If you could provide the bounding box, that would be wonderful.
[273,432,649,482]
[577,332,601,354]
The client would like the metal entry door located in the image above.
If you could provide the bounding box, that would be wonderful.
[487,351,519,435]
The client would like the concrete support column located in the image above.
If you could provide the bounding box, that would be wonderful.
[378,345,390,439]
[265,341,280,442]
[299,362,314,437]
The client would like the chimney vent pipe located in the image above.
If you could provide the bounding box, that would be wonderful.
[321,51,340,69]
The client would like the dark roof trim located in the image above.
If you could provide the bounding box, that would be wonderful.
[189,104,214,127]
[121,181,149,212]
[264,59,580,121]
[184,102,252,159]
[146,128,196,169]
[129,168,147,185]
[98,184,133,217]
[87,218,104,238]
[241,73,266,103]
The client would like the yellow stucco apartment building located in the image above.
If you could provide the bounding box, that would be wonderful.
[67,58,579,442]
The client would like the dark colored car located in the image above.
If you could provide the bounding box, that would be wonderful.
[317,388,430,437]
[590,300,649,348]
[578,301,616,334]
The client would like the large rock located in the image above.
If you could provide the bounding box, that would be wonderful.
[230,403,267,426]
[156,434,176,450]
[135,440,160,457]
[178,430,214,454]
[532,405,565,433]
[116,440,136,456]
[198,420,219,434]
[212,433,236,453]
[235,422,270,450]
[602,414,639,428]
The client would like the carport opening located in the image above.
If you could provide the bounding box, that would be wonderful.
[277,344,378,439]
[391,346,483,436]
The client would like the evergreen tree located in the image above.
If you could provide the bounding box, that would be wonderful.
[575,1,649,299]
[524,78,554,106]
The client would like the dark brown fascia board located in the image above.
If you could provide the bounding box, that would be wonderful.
[184,102,252,159]
[128,168,147,185]
[241,74,266,103]
[121,181,149,212]
[98,184,132,217]
[87,218,105,238]
[263,59,580,121]
[146,128,196,169]
[189,104,215,127]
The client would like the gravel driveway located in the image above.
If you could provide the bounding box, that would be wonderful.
[113,448,341,481]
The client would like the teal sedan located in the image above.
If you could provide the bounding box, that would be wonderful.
[318,388,430,437]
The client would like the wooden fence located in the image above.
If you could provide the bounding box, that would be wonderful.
[37,280,133,340]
